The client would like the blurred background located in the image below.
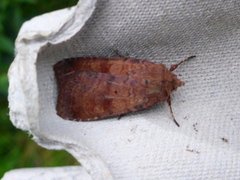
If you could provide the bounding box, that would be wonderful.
[0,0,79,177]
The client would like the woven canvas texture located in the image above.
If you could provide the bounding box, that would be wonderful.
[35,0,240,179]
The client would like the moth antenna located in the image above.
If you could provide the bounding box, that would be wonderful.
[170,56,196,71]
[167,97,180,127]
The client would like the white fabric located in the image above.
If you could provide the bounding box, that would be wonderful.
[2,166,92,180]
[7,0,240,180]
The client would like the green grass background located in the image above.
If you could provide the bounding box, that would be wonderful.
[0,0,80,177]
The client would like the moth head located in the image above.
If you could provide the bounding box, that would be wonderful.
[165,73,185,96]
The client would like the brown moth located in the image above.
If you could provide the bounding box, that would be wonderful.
[53,56,195,126]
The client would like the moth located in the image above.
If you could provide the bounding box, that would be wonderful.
[53,56,195,126]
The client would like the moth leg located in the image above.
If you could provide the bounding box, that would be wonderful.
[118,114,125,120]
[167,97,180,127]
[170,56,196,71]
[114,49,125,58]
